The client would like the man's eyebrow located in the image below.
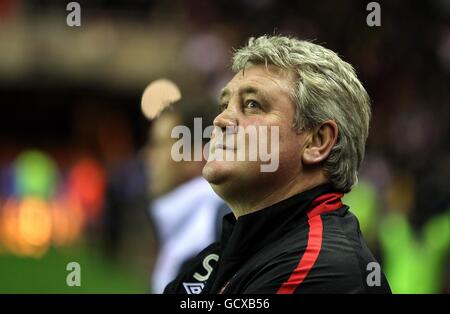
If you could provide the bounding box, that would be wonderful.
[238,86,268,100]
[218,86,269,102]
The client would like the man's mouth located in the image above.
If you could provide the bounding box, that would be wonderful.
[213,143,235,151]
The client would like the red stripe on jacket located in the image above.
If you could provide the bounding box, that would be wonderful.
[276,192,343,294]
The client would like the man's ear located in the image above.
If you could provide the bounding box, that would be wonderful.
[302,120,338,166]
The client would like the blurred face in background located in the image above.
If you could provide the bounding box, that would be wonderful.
[202,64,305,205]
[145,113,187,198]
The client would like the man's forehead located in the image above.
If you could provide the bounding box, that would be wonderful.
[220,64,294,99]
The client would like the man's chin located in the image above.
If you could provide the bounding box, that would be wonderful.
[202,160,232,185]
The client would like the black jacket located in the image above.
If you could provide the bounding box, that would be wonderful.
[164,184,391,294]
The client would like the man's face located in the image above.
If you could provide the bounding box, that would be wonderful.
[202,64,306,199]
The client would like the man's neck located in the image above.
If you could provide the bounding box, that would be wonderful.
[228,175,328,218]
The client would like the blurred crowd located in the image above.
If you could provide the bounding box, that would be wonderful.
[0,0,449,293]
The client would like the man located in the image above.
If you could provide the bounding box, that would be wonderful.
[145,99,229,293]
[164,36,391,293]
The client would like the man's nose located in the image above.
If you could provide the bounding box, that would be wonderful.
[213,108,238,133]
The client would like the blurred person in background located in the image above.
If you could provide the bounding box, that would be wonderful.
[144,97,230,293]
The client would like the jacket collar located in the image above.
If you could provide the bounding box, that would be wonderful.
[219,184,343,260]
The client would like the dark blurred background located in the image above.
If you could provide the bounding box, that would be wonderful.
[0,0,449,293]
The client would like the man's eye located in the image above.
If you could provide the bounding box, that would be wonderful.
[245,100,261,110]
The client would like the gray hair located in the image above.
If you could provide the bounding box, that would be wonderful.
[231,35,371,192]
